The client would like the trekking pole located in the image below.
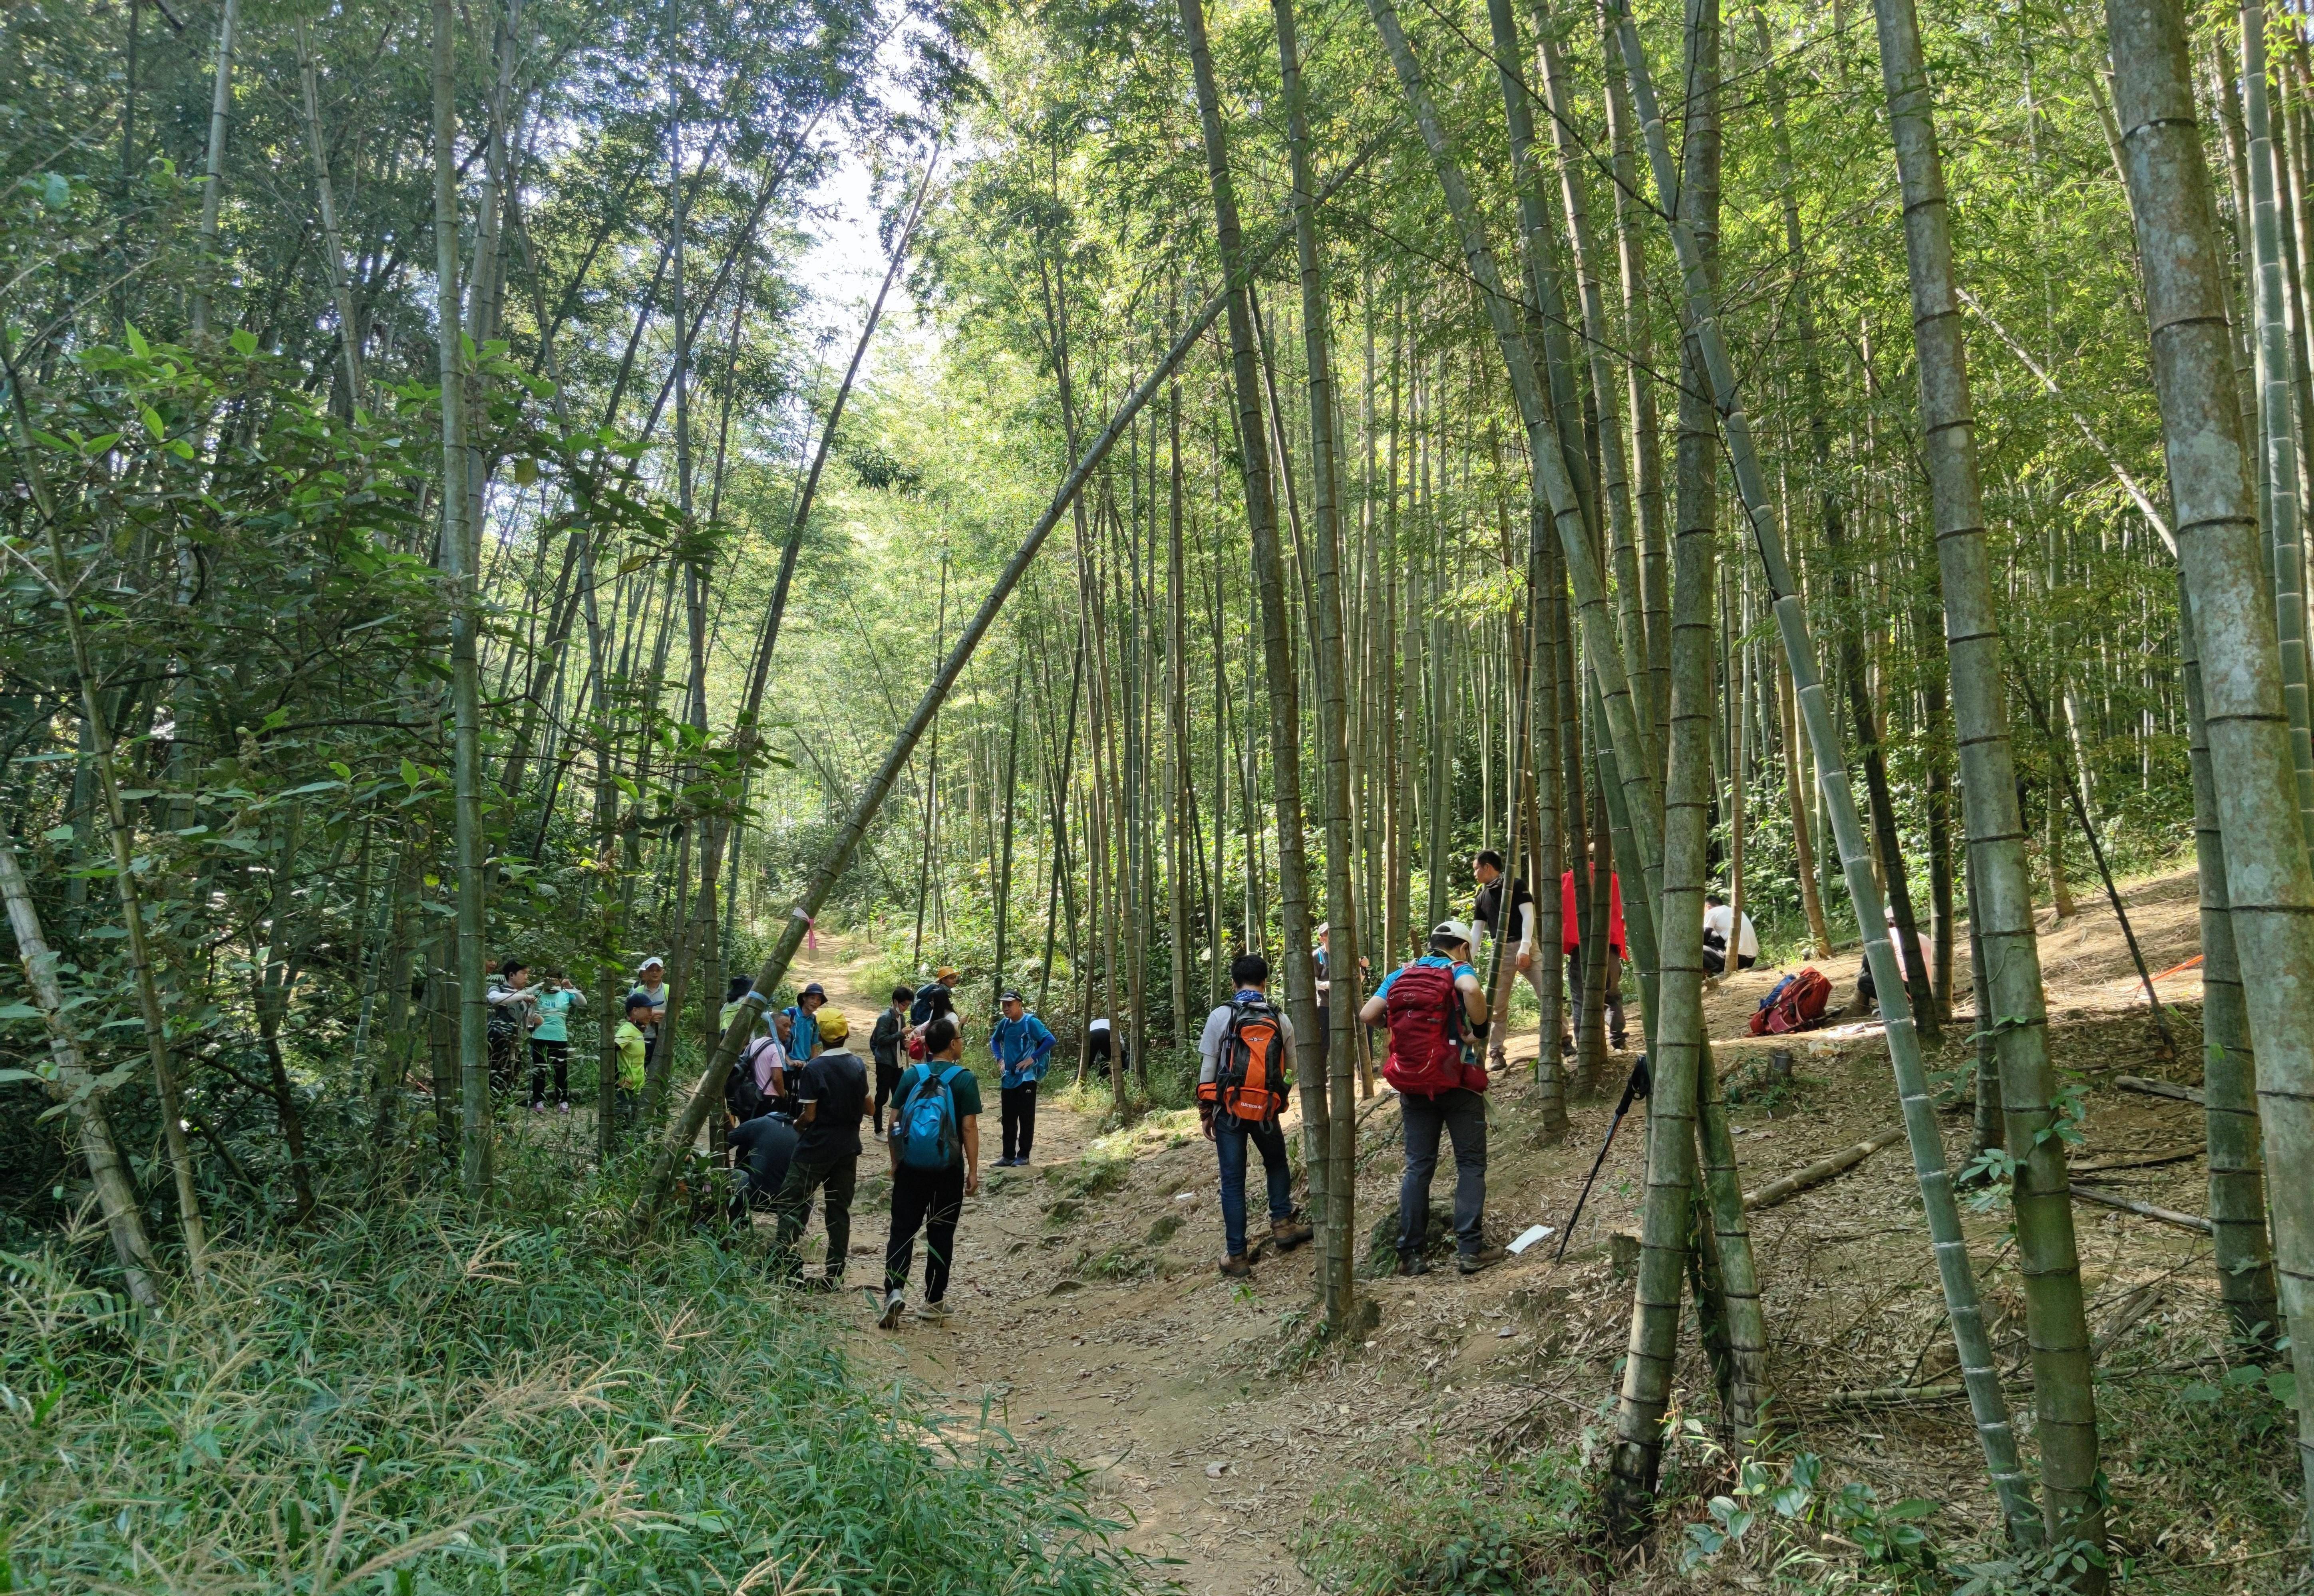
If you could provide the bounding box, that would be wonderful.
[1554,1054,1650,1262]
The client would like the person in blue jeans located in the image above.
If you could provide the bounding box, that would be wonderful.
[988,990,1056,1166]
[1197,953,1312,1277]
[1361,920,1505,1276]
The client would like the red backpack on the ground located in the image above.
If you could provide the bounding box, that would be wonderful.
[1202,996,1289,1122]
[1382,961,1487,1097]
[1748,967,1832,1036]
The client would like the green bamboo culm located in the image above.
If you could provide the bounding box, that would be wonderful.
[1604,0,2040,1546]
[1866,0,2103,1561]
[2105,0,2314,1545]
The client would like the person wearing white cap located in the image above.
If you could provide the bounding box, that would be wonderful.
[628,957,669,1073]
[1360,919,1502,1276]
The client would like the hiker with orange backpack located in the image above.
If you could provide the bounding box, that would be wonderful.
[1197,953,1312,1278]
[1361,921,1503,1277]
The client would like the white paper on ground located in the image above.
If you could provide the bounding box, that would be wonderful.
[1507,1223,1555,1255]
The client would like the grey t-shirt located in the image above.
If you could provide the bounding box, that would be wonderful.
[1197,991,1297,1088]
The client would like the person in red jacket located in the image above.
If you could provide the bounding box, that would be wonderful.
[1560,846,1627,1051]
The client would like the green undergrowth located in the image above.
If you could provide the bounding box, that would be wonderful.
[0,1202,1145,1594]
[1297,1447,1602,1594]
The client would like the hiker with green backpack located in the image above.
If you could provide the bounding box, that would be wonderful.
[879,1014,981,1328]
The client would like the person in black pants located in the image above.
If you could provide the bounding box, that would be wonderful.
[879,1016,982,1328]
[769,1010,868,1290]
[870,985,910,1135]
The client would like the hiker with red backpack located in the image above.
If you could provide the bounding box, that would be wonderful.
[1198,953,1312,1278]
[1360,921,1505,1277]
[1560,848,1628,1052]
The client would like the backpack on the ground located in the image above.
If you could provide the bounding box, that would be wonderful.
[1205,997,1289,1122]
[726,1036,782,1121]
[895,1063,966,1169]
[1748,967,1832,1036]
[1381,961,1487,1097]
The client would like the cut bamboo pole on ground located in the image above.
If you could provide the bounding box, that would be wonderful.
[2071,1185,2215,1235]
[1741,1126,1905,1211]
[2115,1074,2206,1106]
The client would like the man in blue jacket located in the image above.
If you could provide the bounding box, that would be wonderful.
[987,990,1056,1167]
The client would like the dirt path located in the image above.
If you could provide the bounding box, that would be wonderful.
[775,867,2239,1591]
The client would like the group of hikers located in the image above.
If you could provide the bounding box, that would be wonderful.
[476,839,1785,1303]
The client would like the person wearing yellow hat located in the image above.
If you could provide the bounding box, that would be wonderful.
[769,1006,869,1290]
[909,965,962,1026]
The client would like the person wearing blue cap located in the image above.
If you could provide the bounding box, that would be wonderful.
[987,991,1055,1166]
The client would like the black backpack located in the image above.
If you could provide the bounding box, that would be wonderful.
[910,981,943,1026]
[726,1037,782,1121]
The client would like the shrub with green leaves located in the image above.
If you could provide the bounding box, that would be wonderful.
[0,1205,1145,1593]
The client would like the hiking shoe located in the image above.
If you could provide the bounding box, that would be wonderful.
[530,1100,545,1114]
[1218,1254,1254,1278]
[922,1298,953,1322]
[1269,1217,1313,1252]
[1457,1247,1507,1276]
[878,1289,906,1330]
[558,1101,572,1115]
[1396,1253,1430,1278]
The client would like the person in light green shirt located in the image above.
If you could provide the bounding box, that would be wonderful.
[529,970,585,1113]
[614,993,651,1126]
[718,974,772,1043]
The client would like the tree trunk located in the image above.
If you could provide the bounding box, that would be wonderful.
[1871,0,2101,1549]
[1607,0,2039,1541]
[0,842,163,1309]
[2106,0,2314,1531]
[2178,578,2282,1347]
[1270,0,1360,1330]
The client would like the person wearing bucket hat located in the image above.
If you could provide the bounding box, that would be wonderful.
[781,981,826,1064]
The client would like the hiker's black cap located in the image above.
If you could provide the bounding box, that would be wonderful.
[1001,989,1025,1004]
[801,982,826,997]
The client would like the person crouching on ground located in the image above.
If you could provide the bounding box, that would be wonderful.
[1361,920,1505,1277]
[988,990,1055,1167]
[1197,953,1312,1278]
[769,1009,867,1291]
[879,1014,982,1328]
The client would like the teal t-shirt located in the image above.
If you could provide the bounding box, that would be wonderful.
[532,987,580,1043]
[888,1063,984,1168]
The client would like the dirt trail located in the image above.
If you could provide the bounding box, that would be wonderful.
[779,867,2229,1592]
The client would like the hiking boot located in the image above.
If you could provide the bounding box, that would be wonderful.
[1269,1217,1313,1252]
[530,1100,546,1114]
[1457,1247,1507,1276]
[1396,1253,1430,1278]
[558,1100,572,1116]
[878,1289,906,1330]
[922,1298,953,1322]
[1218,1254,1254,1278]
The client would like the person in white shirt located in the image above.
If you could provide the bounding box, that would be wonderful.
[1702,892,1759,975]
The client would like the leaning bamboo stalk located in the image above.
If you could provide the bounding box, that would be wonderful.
[0,842,163,1309]
[633,141,1384,1220]
[1605,0,2037,1544]
[2104,0,2314,1534]
[189,0,239,337]
[1869,0,2102,1551]
[293,15,363,405]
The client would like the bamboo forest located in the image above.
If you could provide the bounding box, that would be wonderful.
[8,0,2314,1585]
